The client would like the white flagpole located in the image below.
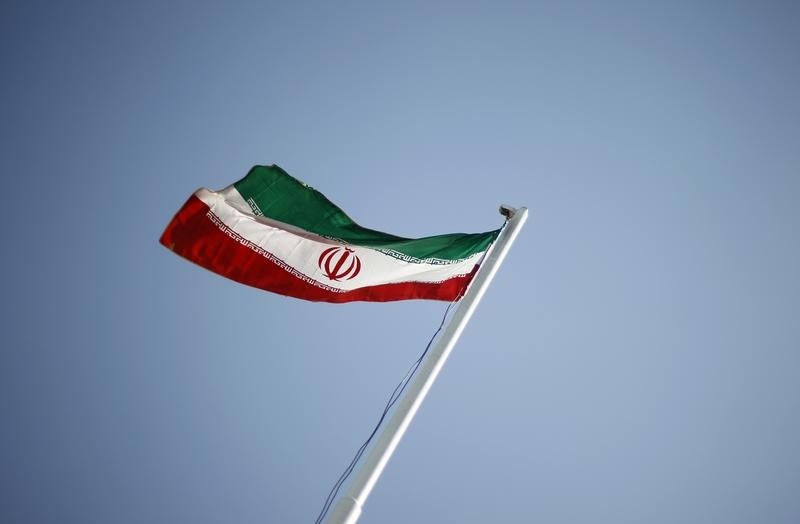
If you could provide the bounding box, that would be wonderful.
[325,205,528,524]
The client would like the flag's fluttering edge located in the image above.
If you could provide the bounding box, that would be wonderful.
[160,165,500,302]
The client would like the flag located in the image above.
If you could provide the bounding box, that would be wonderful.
[160,165,500,302]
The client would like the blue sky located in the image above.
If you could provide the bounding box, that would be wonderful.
[2,1,799,523]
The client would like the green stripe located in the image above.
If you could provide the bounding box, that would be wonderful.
[233,165,500,261]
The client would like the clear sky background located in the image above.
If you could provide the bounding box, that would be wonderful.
[2,1,799,523]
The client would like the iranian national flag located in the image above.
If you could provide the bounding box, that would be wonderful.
[160,165,500,302]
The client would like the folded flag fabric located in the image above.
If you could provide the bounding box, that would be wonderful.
[160,165,500,302]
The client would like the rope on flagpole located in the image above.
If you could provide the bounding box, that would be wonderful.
[314,297,460,524]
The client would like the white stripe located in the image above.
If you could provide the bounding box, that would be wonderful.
[195,188,485,291]
[219,185,254,214]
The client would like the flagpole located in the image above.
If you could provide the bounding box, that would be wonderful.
[325,205,528,524]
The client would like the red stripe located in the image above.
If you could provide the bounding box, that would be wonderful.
[160,195,476,303]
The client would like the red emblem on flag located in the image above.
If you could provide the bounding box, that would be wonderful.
[318,246,362,281]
